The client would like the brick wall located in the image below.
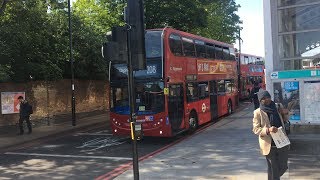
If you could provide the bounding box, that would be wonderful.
[0,80,109,126]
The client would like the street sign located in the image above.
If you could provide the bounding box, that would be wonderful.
[271,72,278,79]
[271,70,320,79]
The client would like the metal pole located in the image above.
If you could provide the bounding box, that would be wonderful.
[126,25,139,180]
[238,28,242,103]
[68,0,76,126]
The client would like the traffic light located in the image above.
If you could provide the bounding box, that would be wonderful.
[102,41,119,62]
[127,0,146,70]
[102,0,146,71]
[102,26,128,63]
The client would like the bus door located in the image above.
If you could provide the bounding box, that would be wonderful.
[197,82,211,124]
[209,81,218,120]
[168,84,184,131]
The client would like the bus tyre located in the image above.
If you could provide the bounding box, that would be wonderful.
[227,101,232,115]
[188,113,198,133]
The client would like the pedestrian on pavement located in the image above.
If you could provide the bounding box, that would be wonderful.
[17,96,33,135]
[250,81,261,110]
[252,90,289,180]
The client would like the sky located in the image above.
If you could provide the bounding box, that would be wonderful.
[235,0,264,57]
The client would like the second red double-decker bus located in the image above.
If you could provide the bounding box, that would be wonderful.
[237,53,265,100]
[109,28,238,137]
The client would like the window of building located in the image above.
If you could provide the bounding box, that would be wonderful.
[282,59,303,70]
[278,30,320,59]
[278,4,320,33]
[195,40,206,58]
[169,34,183,56]
[182,37,196,57]
[278,0,320,7]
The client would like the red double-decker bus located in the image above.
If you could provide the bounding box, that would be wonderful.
[237,53,265,100]
[109,28,238,137]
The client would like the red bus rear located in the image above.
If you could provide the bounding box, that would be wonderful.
[109,28,238,137]
[237,53,265,100]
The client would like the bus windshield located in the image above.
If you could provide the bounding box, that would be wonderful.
[135,81,165,114]
[110,81,165,115]
[145,31,162,59]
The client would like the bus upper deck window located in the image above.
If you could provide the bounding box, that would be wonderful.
[169,34,183,56]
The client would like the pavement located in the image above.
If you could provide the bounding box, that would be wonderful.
[0,113,108,151]
[113,103,320,180]
[1,104,320,180]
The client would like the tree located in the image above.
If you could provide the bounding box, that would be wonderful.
[0,0,242,82]
[144,0,208,33]
[0,0,66,82]
[73,0,125,35]
[144,0,241,43]
[0,0,114,82]
[196,0,242,43]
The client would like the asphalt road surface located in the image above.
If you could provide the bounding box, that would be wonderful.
[0,125,179,180]
[0,101,250,180]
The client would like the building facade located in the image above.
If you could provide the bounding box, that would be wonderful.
[264,0,320,124]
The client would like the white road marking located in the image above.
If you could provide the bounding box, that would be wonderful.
[77,137,128,151]
[4,152,132,161]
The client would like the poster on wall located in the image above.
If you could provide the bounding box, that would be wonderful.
[273,81,300,121]
[304,81,320,123]
[1,92,25,114]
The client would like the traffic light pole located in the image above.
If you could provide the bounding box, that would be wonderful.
[68,0,76,126]
[126,25,139,180]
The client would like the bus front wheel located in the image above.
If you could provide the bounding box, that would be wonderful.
[188,113,198,133]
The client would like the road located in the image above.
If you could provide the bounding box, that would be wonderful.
[0,125,179,180]
[0,102,250,180]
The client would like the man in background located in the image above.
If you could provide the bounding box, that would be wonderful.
[17,96,33,135]
[251,81,261,109]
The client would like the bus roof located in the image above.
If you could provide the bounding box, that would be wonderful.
[147,27,234,48]
[237,53,264,59]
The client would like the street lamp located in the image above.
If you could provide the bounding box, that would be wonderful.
[68,0,76,126]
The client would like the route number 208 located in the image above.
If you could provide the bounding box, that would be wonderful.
[147,65,157,74]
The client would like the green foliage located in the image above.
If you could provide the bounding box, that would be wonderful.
[0,64,12,82]
[0,0,119,82]
[73,0,125,35]
[195,0,242,43]
[70,0,125,80]
[0,0,62,82]
[145,0,208,32]
[145,0,241,43]
[0,0,241,82]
